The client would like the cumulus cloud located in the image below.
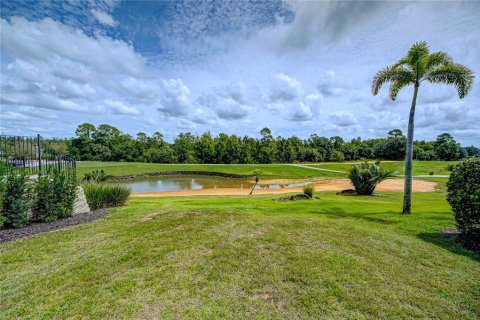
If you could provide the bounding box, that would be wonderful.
[269,73,302,101]
[104,100,140,115]
[329,111,358,127]
[157,79,191,117]
[1,17,144,76]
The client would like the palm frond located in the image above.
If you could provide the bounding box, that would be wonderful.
[425,64,475,98]
[425,51,453,71]
[389,79,411,101]
[372,66,415,96]
[407,41,429,65]
[406,41,430,79]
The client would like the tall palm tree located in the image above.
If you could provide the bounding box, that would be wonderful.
[372,41,474,214]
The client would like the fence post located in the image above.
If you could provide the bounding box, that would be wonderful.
[37,134,42,176]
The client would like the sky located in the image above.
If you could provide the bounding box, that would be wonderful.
[0,0,479,145]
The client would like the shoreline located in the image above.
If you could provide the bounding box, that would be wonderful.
[131,178,437,197]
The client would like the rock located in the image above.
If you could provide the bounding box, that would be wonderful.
[275,193,315,202]
[336,189,357,195]
[74,186,90,214]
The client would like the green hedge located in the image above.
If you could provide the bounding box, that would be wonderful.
[446,158,480,252]
[35,170,77,222]
[83,183,131,210]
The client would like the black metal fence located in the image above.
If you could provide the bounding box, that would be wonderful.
[0,134,76,175]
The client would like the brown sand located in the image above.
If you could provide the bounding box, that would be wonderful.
[131,178,436,197]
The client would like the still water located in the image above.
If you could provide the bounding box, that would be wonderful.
[116,175,311,193]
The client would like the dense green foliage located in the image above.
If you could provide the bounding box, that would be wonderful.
[82,169,112,183]
[303,184,314,198]
[59,123,478,164]
[35,170,78,222]
[1,172,30,229]
[1,193,478,318]
[83,183,131,210]
[348,162,394,195]
[446,158,480,252]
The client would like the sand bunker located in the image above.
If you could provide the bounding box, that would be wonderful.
[131,178,437,197]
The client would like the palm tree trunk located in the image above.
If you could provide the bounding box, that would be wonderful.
[402,82,419,214]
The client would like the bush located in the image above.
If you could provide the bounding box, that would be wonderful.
[429,171,434,175]
[82,169,112,183]
[446,164,455,171]
[348,161,394,195]
[83,183,131,210]
[330,150,345,162]
[35,169,78,222]
[303,185,314,198]
[1,172,31,229]
[0,214,6,230]
[446,158,480,252]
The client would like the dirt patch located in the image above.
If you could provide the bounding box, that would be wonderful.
[0,209,108,243]
[141,211,165,221]
[131,178,436,197]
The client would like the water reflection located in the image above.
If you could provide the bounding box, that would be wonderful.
[115,175,311,193]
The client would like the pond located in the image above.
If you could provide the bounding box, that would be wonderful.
[115,175,312,193]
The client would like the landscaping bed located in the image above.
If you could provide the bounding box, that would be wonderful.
[0,209,108,243]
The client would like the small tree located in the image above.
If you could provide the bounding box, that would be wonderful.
[249,169,262,195]
[348,162,394,195]
[446,158,480,252]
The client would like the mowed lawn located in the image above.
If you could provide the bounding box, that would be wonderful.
[1,192,479,319]
[77,161,346,179]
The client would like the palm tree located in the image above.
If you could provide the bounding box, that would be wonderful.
[372,41,474,214]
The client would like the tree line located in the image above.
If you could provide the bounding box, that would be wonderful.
[52,123,479,164]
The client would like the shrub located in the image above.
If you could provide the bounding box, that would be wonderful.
[446,164,455,171]
[83,169,112,183]
[0,214,6,230]
[348,161,394,195]
[429,171,434,175]
[330,150,345,162]
[83,183,131,210]
[303,185,314,198]
[446,158,480,252]
[1,172,30,229]
[35,169,78,222]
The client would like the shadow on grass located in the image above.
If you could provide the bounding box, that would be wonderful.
[314,207,401,225]
[417,232,480,262]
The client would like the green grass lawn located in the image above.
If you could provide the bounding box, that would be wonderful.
[1,191,478,319]
[77,162,346,179]
[305,160,458,176]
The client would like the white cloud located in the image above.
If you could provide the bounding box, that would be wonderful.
[91,9,118,27]
[104,99,140,115]
[330,111,357,127]
[269,73,302,102]
[1,17,144,76]
[157,79,191,117]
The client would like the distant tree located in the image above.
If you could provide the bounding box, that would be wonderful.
[372,41,474,214]
[435,133,462,161]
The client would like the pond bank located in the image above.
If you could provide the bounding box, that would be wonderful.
[131,178,437,197]
[109,171,251,181]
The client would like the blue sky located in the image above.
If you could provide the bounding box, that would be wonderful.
[1,0,479,145]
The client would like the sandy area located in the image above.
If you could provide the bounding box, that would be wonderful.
[131,178,437,197]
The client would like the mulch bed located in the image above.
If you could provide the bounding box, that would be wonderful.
[0,209,108,243]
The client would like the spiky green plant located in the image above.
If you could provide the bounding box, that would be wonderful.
[348,162,394,196]
[82,169,112,183]
[372,41,474,213]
